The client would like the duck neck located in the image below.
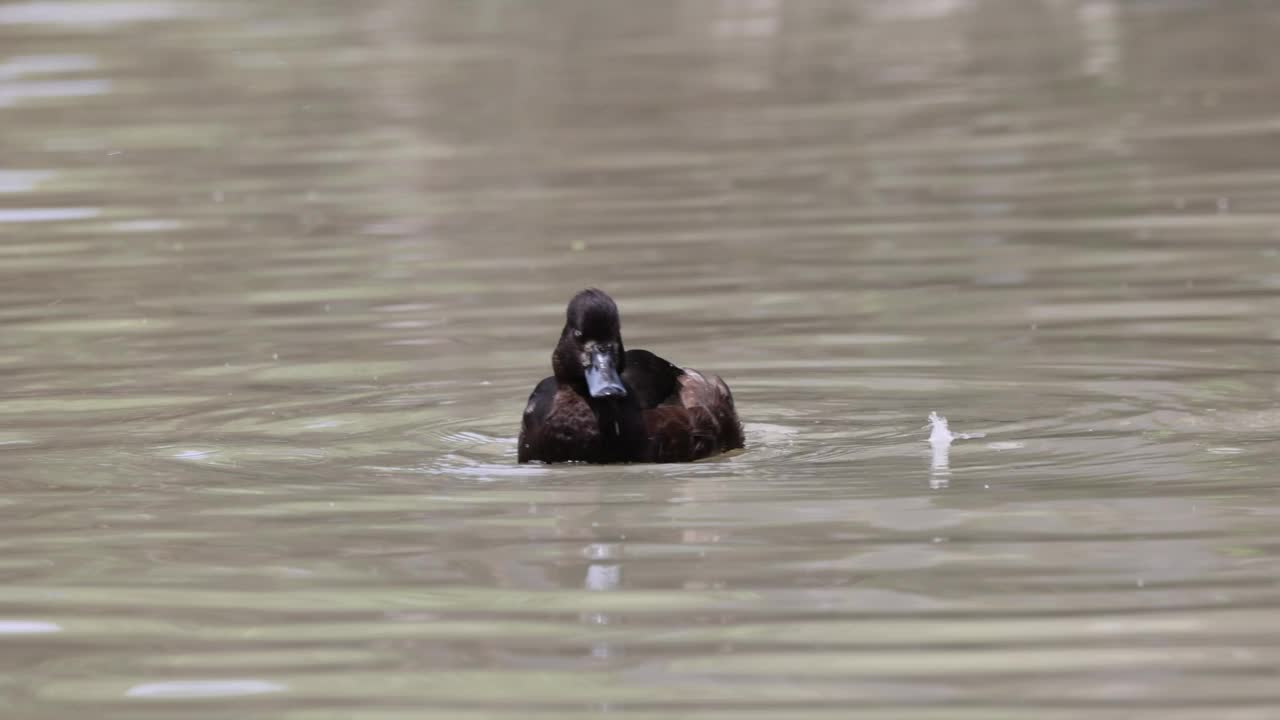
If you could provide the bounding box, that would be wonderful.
[587,394,643,461]
[588,395,625,439]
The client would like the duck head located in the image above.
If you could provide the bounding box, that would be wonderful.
[553,288,627,399]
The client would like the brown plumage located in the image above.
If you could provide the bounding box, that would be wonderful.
[518,289,743,464]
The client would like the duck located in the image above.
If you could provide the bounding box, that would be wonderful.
[518,289,744,464]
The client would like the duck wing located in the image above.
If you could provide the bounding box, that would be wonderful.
[517,376,557,463]
[674,368,744,453]
[627,350,745,461]
[622,349,682,409]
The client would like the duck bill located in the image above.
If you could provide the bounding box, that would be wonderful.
[585,349,626,399]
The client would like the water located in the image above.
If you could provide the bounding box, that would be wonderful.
[3,0,1280,716]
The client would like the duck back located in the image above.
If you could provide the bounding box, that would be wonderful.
[627,353,743,462]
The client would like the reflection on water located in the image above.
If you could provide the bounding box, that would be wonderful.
[3,0,1280,717]
[928,412,953,489]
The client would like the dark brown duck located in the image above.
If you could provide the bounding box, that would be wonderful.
[518,289,744,463]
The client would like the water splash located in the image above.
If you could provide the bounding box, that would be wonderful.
[928,411,984,445]
[927,412,985,489]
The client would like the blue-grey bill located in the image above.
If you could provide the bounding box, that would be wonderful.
[586,350,626,398]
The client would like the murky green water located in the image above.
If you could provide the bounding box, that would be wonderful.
[3,0,1280,717]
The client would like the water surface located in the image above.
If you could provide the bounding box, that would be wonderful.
[3,1,1280,717]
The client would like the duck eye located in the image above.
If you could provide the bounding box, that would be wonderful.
[573,329,583,340]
